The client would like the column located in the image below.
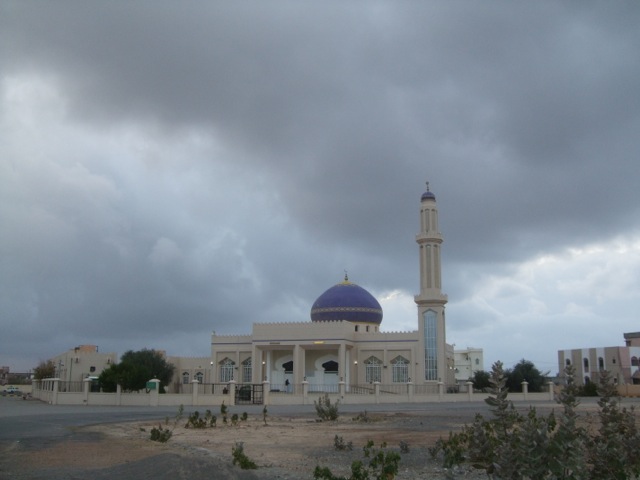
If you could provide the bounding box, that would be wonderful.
[83,377,91,405]
[339,343,346,380]
[228,380,236,406]
[149,379,160,406]
[191,379,200,406]
[52,378,59,405]
[466,381,473,401]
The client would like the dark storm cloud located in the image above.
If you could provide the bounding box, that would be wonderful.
[2,1,640,370]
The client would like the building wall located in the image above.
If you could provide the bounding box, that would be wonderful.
[211,321,427,386]
[624,332,640,347]
[558,345,639,385]
[166,356,211,392]
[50,345,117,383]
[454,348,484,382]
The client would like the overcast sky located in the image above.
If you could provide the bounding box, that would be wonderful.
[2,2,639,375]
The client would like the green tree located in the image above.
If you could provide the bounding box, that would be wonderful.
[471,370,490,391]
[98,349,174,392]
[505,359,548,393]
[33,360,56,380]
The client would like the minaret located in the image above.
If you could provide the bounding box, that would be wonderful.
[415,182,448,382]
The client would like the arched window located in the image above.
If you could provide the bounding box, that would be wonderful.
[565,358,571,366]
[364,356,382,383]
[598,357,605,370]
[219,358,235,382]
[282,360,294,373]
[322,360,338,373]
[182,372,190,384]
[632,356,639,367]
[583,358,589,371]
[194,372,203,383]
[242,358,252,383]
[391,356,409,383]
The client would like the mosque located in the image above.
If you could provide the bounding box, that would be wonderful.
[210,183,456,389]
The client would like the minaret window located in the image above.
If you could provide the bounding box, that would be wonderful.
[424,310,438,381]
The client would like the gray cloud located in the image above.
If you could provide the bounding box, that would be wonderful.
[1,1,639,372]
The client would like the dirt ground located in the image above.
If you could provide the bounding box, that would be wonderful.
[1,408,491,479]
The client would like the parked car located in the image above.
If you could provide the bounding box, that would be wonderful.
[3,386,21,395]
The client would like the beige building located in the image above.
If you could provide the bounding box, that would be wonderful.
[453,347,484,383]
[210,184,457,389]
[558,332,640,385]
[51,345,117,383]
[166,355,211,393]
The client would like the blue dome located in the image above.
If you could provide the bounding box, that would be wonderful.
[310,277,383,325]
[421,182,436,201]
[421,190,436,201]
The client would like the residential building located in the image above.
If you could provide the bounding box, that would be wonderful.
[558,332,640,385]
[50,345,117,383]
[453,347,484,382]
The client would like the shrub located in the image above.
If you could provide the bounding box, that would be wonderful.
[231,442,257,469]
[578,380,598,396]
[399,441,409,454]
[221,401,228,424]
[430,362,640,479]
[334,435,353,451]
[352,411,371,423]
[314,440,401,480]
[150,424,172,443]
[314,394,339,421]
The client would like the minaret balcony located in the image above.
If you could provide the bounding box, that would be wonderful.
[415,233,443,243]
[414,292,448,304]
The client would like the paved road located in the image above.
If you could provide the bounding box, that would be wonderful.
[0,395,566,440]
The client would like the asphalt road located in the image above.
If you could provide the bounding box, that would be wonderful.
[0,394,600,442]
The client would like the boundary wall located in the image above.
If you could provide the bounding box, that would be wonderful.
[32,379,555,407]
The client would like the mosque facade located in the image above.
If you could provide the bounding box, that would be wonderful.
[210,184,456,389]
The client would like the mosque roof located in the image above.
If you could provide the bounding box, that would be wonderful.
[310,275,383,325]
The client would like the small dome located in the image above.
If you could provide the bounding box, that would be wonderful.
[421,181,436,201]
[421,190,436,201]
[310,276,383,325]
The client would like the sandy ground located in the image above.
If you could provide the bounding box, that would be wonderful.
[1,408,489,479]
